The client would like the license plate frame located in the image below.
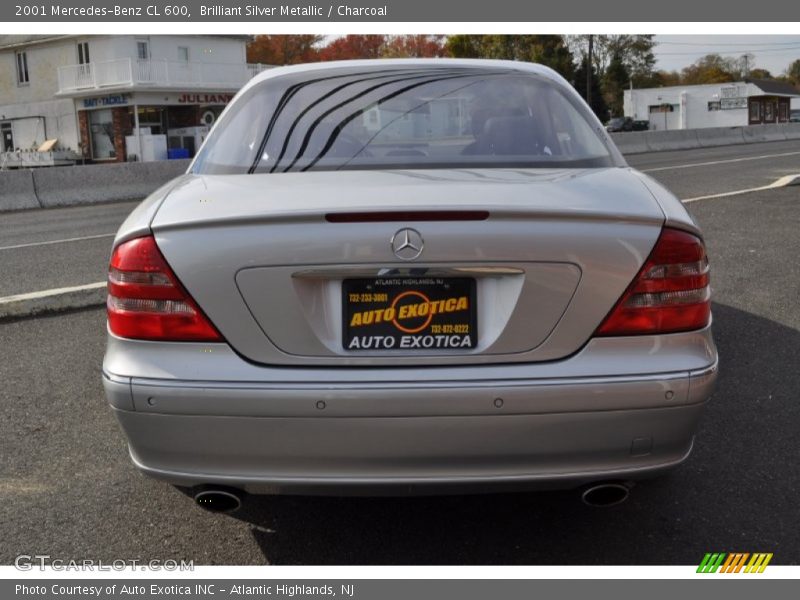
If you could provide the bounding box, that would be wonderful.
[342,277,477,351]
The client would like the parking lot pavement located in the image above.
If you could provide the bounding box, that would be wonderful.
[0,309,265,565]
[0,201,139,298]
[1,187,798,565]
[625,139,800,171]
[626,139,800,200]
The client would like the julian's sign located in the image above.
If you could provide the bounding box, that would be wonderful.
[177,93,234,104]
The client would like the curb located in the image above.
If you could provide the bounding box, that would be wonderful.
[0,282,106,320]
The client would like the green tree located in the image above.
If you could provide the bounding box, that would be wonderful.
[532,35,575,83]
[649,70,681,88]
[603,50,630,117]
[445,35,574,82]
[567,34,656,85]
[748,68,773,80]
[784,59,800,85]
[446,35,534,61]
[444,34,484,58]
[573,57,609,122]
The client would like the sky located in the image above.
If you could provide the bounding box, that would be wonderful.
[653,35,800,76]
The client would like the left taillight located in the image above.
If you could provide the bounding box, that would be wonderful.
[107,235,223,342]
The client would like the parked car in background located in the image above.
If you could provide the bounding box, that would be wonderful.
[632,120,650,131]
[103,59,717,512]
[606,117,634,132]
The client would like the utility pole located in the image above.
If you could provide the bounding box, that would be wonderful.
[630,79,634,119]
[586,34,593,107]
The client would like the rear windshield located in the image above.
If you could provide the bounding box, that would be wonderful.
[191,65,616,174]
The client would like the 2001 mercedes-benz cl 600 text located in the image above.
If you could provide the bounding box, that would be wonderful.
[103,59,717,511]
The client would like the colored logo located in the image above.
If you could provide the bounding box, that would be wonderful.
[697,552,773,573]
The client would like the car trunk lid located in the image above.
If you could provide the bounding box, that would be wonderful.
[149,167,665,366]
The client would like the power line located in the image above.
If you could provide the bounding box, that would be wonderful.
[657,46,800,56]
[657,40,800,47]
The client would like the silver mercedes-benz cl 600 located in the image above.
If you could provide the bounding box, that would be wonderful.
[102,59,717,511]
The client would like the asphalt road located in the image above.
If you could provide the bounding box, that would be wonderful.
[627,139,800,200]
[0,201,137,297]
[1,141,800,565]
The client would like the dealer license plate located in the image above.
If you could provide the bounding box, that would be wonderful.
[343,277,477,351]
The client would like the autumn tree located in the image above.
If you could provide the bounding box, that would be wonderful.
[317,35,387,61]
[651,70,682,87]
[246,35,323,65]
[381,35,447,58]
[680,54,737,84]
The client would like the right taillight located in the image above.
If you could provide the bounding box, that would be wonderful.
[595,227,710,336]
[107,235,223,342]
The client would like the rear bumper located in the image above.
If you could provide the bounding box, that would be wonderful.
[104,352,717,494]
[112,405,705,495]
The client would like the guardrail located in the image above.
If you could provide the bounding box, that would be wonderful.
[611,123,800,155]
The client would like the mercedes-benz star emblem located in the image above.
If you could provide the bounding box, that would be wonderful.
[391,228,424,261]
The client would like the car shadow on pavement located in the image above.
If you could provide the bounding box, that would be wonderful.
[222,302,800,565]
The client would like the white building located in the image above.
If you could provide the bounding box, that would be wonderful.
[624,79,799,130]
[0,35,268,162]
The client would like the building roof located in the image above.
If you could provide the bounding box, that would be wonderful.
[746,78,800,97]
[627,79,800,98]
[0,35,74,50]
[0,34,251,51]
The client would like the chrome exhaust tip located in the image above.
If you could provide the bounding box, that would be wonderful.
[193,488,243,513]
[581,483,630,507]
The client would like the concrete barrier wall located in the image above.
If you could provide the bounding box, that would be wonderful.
[1,159,190,212]
[0,169,40,211]
[611,123,800,155]
[33,160,190,208]
[784,123,800,141]
[644,129,700,152]
[741,123,787,144]
[695,127,746,148]
[609,131,650,154]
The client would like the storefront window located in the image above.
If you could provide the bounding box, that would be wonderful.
[764,102,774,121]
[137,106,166,134]
[89,109,115,159]
[749,102,760,122]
